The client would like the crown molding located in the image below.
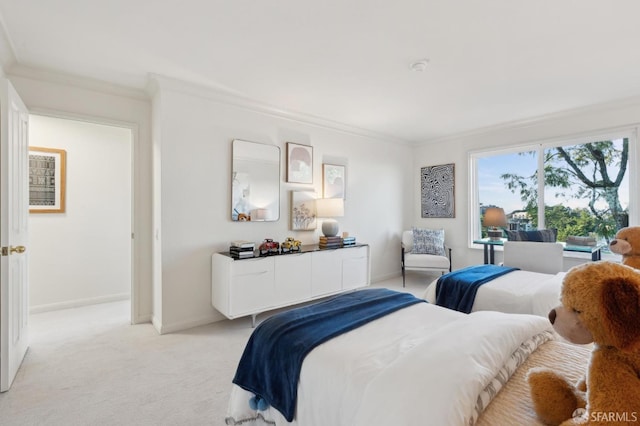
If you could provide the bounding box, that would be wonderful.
[7,63,640,149]
[10,63,635,149]
[421,95,640,145]
[7,64,149,101]
[148,73,413,147]
[4,64,411,146]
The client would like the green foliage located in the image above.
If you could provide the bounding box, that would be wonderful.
[500,139,628,241]
[544,205,596,241]
[522,204,618,241]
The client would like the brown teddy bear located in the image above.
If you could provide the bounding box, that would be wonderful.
[527,261,640,425]
[609,226,640,270]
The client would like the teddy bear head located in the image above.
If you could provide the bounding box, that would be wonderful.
[609,226,640,267]
[550,261,640,351]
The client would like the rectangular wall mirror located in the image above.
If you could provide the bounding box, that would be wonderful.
[231,139,280,221]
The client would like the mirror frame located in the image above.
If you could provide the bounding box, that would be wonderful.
[231,139,281,222]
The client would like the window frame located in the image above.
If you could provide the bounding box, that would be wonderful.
[468,127,639,249]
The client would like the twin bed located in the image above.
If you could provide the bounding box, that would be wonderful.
[225,267,589,426]
[423,265,566,317]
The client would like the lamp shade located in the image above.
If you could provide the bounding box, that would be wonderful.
[316,198,344,218]
[251,208,268,221]
[483,207,507,228]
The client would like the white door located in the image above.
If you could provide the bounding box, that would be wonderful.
[0,78,29,392]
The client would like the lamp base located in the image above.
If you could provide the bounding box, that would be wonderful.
[488,229,502,241]
[321,219,339,237]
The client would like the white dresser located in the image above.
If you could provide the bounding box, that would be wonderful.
[212,244,370,325]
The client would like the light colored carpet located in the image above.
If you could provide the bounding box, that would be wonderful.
[0,273,434,426]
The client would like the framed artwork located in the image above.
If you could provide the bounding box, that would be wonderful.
[286,142,313,184]
[29,146,67,213]
[322,163,346,199]
[290,191,317,231]
[421,163,455,218]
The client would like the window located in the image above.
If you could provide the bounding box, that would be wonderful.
[470,130,635,250]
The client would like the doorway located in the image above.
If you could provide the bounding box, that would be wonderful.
[28,114,133,319]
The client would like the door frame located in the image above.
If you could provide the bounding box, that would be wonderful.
[28,109,139,323]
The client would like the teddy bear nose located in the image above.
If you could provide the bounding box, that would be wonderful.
[610,240,618,246]
[548,309,556,325]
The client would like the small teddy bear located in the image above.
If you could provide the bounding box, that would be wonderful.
[527,261,640,426]
[609,226,640,270]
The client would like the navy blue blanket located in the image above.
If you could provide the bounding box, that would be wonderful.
[232,288,424,421]
[435,264,518,313]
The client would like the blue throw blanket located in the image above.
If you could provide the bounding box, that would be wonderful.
[435,264,518,313]
[232,288,424,421]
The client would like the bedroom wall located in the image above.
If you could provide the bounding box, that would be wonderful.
[9,73,154,324]
[19,71,639,333]
[412,99,640,270]
[9,71,413,333]
[152,77,414,333]
[28,115,132,312]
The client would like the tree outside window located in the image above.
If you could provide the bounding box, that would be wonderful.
[474,136,631,247]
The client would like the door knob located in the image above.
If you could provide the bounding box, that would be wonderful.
[10,245,26,254]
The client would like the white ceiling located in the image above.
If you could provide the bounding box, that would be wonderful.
[1,1,640,143]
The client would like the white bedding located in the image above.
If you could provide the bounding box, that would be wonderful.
[225,301,553,426]
[423,270,565,317]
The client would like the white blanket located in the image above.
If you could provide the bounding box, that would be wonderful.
[226,302,552,426]
[423,270,565,317]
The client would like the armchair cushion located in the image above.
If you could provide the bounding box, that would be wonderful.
[411,227,446,256]
[403,252,450,270]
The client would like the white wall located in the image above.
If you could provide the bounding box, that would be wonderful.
[10,73,153,324]
[9,72,413,333]
[28,115,131,312]
[152,77,414,333]
[12,71,640,333]
[412,100,640,271]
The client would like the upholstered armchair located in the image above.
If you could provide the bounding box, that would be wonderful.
[401,229,452,287]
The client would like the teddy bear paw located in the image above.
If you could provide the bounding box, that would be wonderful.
[527,367,585,425]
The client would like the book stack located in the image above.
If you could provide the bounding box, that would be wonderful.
[319,236,342,249]
[566,235,597,246]
[229,240,255,259]
[342,236,356,247]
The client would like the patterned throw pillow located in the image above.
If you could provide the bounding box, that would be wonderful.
[506,230,525,241]
[411,227,446,256]
[506,229,557,242]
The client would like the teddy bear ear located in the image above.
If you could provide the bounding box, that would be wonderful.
[601,277,640,351]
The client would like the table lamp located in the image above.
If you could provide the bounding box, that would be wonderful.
[251,208,268,221]
[483,207,506,240]
[316,198,344,237]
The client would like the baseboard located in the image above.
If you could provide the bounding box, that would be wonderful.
[30,293,131,314]
[133,313,152,325]
[153,312,226,335]
[371,271,401,283]
[151,314,162,334]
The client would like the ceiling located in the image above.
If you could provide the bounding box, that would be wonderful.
[1,1,640,144]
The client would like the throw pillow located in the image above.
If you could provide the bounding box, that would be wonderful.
[506,230,525,241]
[411,227,445,256]
[506,229,557,242]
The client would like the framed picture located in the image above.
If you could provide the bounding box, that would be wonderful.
[286,142,313,184]
[290,191,317,231]
[29,146,67,213]
[322,163,346,199]
[421,163,455,218]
